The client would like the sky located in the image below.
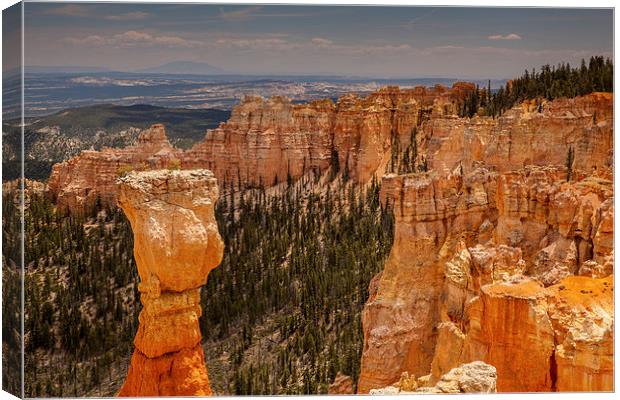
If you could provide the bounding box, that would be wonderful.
[19,3,614,79]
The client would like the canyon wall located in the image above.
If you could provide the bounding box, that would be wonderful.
[358,92,613,393]
[48,89,612,215]
[425,93,613,175]
[359,165,614,392]
[47,84,472,210]
[117,169,223,396]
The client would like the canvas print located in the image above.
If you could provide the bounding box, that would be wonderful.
[1,2,614,397]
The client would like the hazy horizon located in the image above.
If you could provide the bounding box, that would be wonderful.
[16,4,613,79]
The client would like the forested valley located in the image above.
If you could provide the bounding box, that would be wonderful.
[4,171,394,396]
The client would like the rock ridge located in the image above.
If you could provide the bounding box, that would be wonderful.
[48,84,475,210]
[48,91,611,214]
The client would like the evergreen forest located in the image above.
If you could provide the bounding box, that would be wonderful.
[4,172,394,396]
[459,56,613,118]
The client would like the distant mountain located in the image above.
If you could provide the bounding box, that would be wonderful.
[136,61,225,75]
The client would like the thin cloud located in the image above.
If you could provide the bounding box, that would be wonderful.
[219,6,262,21]
[45,4,93,17]
[488,33,522,40]
[214,37,297,50]
[218,5,313,21]
[64,30,202,49]
[311,37,334,48]
[64,35,107,46]
[105,12,151,21]
[307,39,412,55]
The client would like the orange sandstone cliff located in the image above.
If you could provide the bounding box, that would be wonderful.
[116,169,224,396]
[358,92,613,393]
[360,168,614,393]
[48,89,612,214]
[47,84,473,210]
[48,124,184,210]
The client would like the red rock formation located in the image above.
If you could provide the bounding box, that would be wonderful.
[48,84,473,210]
[48,91,611,214]
[546,275,614,391]
[358,168,498,393]
[359,163,614,393]
[116,169,223,396]
[358,93,612,392]
[425,92,613,175]
[495,166,614,283]
[328,373,354,395]
[428,274,613,392]
[48,124,183,211]
[462,278,556,391]
[45,87,614,392]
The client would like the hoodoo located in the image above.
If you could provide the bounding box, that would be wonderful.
[116,169,224,396]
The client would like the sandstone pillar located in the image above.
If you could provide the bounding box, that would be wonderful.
[116,169,224,396]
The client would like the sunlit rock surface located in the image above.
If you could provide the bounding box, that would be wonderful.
[116,169,223,396]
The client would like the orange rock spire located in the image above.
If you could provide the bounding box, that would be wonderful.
[116,169,224,396]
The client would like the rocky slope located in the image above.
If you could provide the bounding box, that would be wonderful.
[358,91,613,393]
[368,361,497,394]
[116,170,223,396]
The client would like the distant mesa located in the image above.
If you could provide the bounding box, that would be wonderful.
[135,61,226,75]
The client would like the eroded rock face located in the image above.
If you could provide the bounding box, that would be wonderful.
[427,275,614,393]
[48,84,473,210]
[44,87,614,393]
[49,91,611,215]
[359,99,614,395]
[359,162,614,393]
[546,275,614,391]
[48,124,183,211]
[358,168,498,392]
[426,93,613,175]
[117,169,223,396]
[462,277,556,391]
